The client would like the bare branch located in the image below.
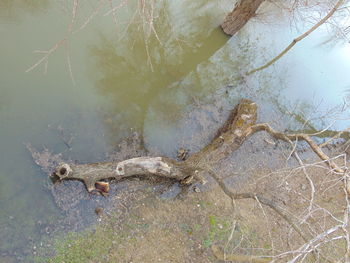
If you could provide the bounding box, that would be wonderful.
[250,123,345,174]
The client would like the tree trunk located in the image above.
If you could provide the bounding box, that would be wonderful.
[221,0,265,36]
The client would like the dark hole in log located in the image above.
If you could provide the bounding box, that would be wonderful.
[59,167,67,175]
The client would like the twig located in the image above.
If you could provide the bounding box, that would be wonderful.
[287,225,343,263]
[342,179,350,261]
[254,196,275,256]
[293,151,316,224]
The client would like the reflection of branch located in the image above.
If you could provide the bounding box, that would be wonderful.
[25,3,77,79]
[68,0,79,34]
[245,0,344,75]
[65,42,75,85]
[74,0,105,34]
[104,0,128,16]
[270,98,318,132]
[26,1,105,80]
[25,38,67,73]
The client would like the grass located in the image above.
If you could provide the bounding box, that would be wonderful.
[43,230,113,263]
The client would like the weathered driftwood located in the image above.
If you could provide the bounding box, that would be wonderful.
[53,99,258,193]
[54,157,195,193]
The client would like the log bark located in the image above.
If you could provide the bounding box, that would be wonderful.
[185,99,257,165]
[221,0,265,36]
[53,157,195,193]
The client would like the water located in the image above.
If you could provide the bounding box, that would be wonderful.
[0,1,349,261]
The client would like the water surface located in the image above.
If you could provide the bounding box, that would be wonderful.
[0,1,349,261]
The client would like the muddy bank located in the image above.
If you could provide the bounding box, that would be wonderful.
[27,97,350,262]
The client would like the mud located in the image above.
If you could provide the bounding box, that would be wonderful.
[27,100,349,262]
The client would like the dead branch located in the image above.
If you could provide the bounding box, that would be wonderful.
[250,123,345,174]
[251,122,350,195]
[288,224,343,263]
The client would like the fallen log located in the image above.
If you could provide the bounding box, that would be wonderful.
[52,98,349,196]
[53,99,258,193]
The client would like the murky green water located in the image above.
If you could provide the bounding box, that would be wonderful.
[0,1,349,261]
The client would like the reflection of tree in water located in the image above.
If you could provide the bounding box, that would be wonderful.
[0,0,49,21]
[89,1,229,141]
